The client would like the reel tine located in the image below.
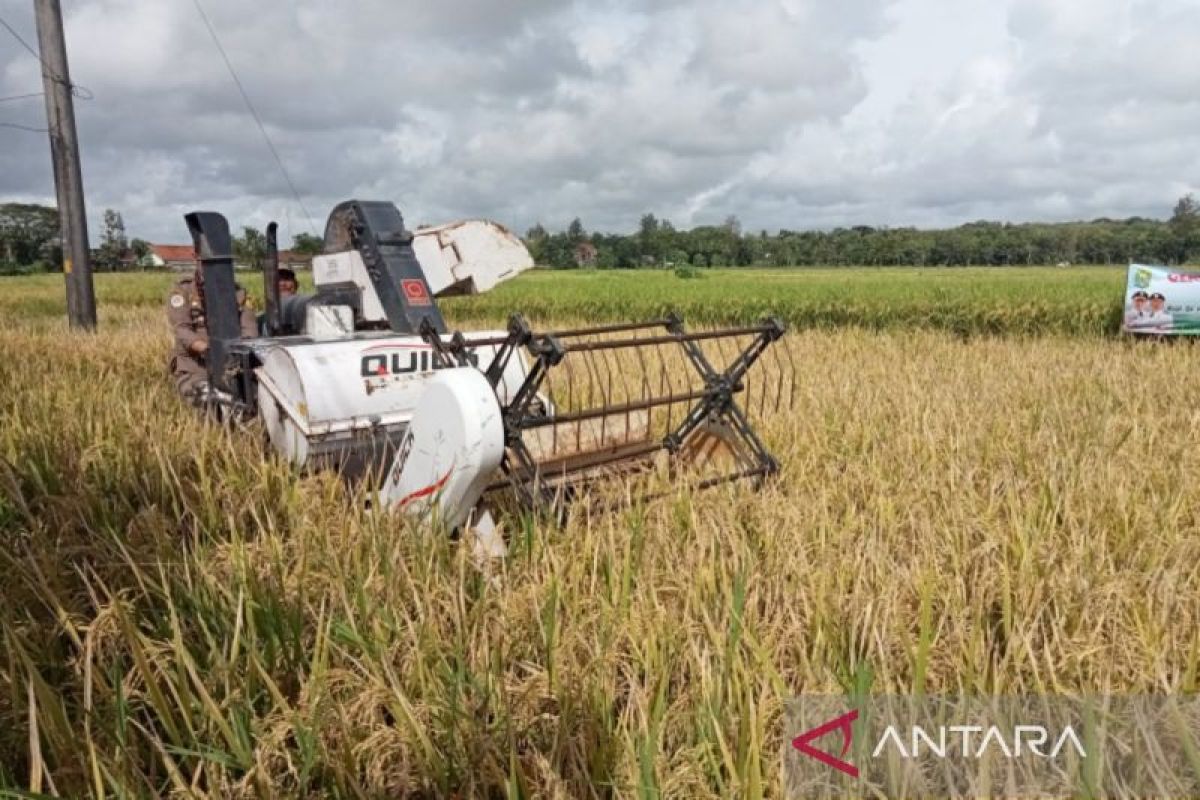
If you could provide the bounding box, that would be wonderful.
[563,348,583,455]
[754,331,770,420]
[610,340,632,440]
[760,334,778,417]
[597,337,632,442]
[779,333,797,412]
[551,347,569,457]
[595,346,614,446]
[655,336,673,436]
[577,340,611,450]
[746,330,766,417]
[776,334,791,414]
[632,329,655,415]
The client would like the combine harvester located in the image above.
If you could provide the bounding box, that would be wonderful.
[185,200,791,537]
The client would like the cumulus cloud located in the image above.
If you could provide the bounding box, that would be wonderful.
[0,0,1196,244]
[735,0,1200,229]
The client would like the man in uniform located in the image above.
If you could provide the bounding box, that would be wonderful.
[166,261,258,403]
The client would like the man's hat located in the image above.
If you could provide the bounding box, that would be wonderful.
[278,267,297,282]
[1131,290,1149,299]
[1150,292,1166,300]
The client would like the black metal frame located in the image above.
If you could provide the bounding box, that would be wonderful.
[323,200,446,335]
[263,221,282,336]
[420,313,786,517]
[185,210,241,395]
[183,200,443,418]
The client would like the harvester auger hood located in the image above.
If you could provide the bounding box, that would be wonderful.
[184,200,793,536]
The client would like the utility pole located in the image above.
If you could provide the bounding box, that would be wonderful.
[34,0,96,330]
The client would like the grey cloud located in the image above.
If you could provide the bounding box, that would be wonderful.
[0,0,889,240]
[1,0,1195,246]
[730,0,1199,229]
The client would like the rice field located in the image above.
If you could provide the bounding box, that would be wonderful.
[0,265,1128,336]
[460,266,1128,336]
[2,267,1198,798]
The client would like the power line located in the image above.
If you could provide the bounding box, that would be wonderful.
[0,91,43,103]
[0,14,92,99]
[0,121,48,132]
[190,0,317,235]
[0,13,39,58]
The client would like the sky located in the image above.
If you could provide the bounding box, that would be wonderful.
[1,0,1197,246]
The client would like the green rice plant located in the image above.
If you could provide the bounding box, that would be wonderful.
[0,265,1129,337]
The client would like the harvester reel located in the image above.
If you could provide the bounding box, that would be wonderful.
[422,313,789,521]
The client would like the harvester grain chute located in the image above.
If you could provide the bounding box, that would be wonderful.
[186,199,792,533]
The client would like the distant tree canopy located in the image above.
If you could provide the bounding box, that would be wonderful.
[94,208,129,271]
[1,204,154,274]
[526,195,1200,270]
[290,232,323,256]
[4,196,1200,276]
[0,203,60,274]
[233,226,267,270]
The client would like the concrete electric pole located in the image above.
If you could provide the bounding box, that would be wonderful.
[34,0,96,330]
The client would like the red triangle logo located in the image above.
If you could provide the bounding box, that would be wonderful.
[792,709,859,778]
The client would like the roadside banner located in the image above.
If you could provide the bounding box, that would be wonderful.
[1123,263,1200,335]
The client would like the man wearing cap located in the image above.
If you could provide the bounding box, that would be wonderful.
[166,260,258,403]
[277,267,298,297]
[1124,290,1152,331]
[1146,292,1174,333]
[256,267,301,335]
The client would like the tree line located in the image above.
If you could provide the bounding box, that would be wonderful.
[0,203,324,275]
[527,195,1200,269]
[4,195,1199,275]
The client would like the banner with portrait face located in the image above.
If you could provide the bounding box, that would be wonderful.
[1123,263,1200,335]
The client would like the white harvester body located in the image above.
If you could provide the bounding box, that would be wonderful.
[411,219,534,296]
[377,368,506,532]
[311,219,533,325]
[254,329,536,480]
[251,217,538,526]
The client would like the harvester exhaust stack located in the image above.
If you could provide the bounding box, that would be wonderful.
[185,210,242,396]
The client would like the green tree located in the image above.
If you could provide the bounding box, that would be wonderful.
[291,232,323,256]
[0,203,60,271]
[514,204,1194,270]
[235,226,267,270]
[639,213,659,237]
[1169,194,1200,264]
[130,238,152,268]
[566,218,586,243]
[638,213,662,264]
[524,223,549,264]
[95,208,129,271]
